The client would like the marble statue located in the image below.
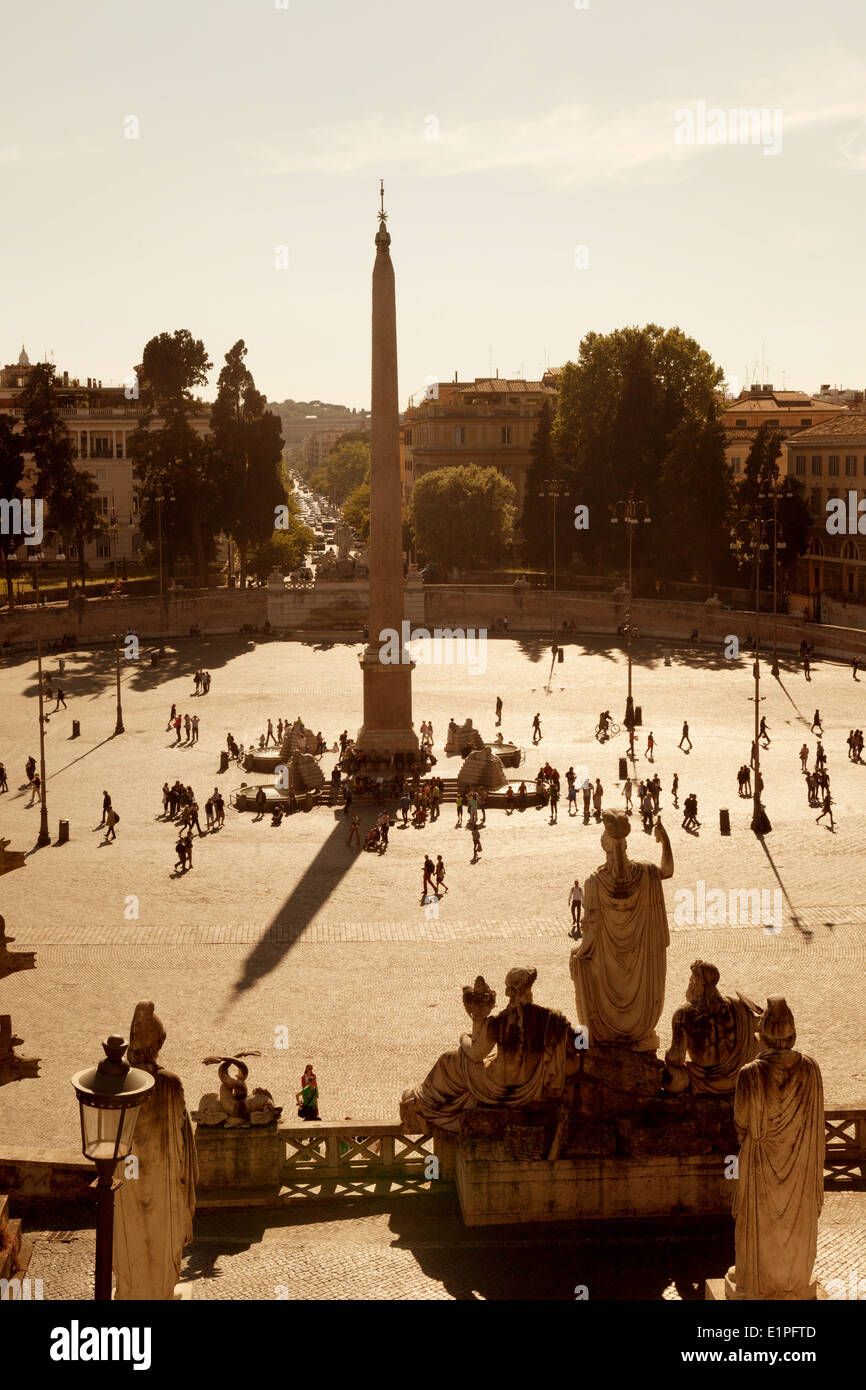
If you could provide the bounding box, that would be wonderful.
[726,997,824,1300]
[113,1002,197,1300]
[663,960,761,1094]
[192,1052,282,1127]
[400,968,575,1132]
[335,520,352,561]
[570,811,673,1052]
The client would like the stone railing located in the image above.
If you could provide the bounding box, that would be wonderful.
[824,1109,866,1187]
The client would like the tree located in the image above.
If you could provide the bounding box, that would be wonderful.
[309,439,370,504]
[520,401,561,568]
[731,424,812,593]
[16,363,103,598]
[0,414,25,607]
[410,465,516,570]
[129,331,216,588]
[554,325,725,574]
[248,518,313,578]
[656,416,732,591]
[342,481,370,541]
[210,340,287,586]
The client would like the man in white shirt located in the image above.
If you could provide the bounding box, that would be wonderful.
[569,879,584,938]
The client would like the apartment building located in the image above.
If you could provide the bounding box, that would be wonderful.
[401,370,560,508]
[784,411,866,613]
[0,348,209,570]
[721,385,845,481]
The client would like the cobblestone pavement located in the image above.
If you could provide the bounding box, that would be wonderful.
[21,1191,866,1301]
[2,636,865,1298]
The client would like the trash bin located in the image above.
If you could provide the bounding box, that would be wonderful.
[719,809,731,836]
[618,757,628,780]
[71,719,80,738]
[219,751,229,773]
[58,819,70,844]
[634,706,642,726]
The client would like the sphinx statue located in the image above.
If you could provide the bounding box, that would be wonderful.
[663,961,761,1094]
[570,811,673,1052]
[400,968,576,1132]
[192,1052,282,1127]
[726,997,824,1300]
[113,1002,197,1300]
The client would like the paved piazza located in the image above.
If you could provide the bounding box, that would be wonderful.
[2,632,865,1297]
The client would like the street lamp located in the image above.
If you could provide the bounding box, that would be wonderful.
[110,504,119,593]
[539,479,571,692]
[759,476,787,677]
[71,1036,154,1301]
[730,516,772,838]
[610,490,651,729]
[26,549,54,848]
[156,490,165,658]
[113,631,125,736]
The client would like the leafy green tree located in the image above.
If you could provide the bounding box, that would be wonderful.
[554,325,724,574]
[520,401,562,568]
[0,414,25,607]
[342,481,370,541]
[656,416,732,590]
[129,330,216,588]
[249,520,313,578]
[210,340,286,586]
[410,465,516,570]
[310,439,370,504]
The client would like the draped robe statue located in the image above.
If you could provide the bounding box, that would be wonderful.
[400,969,575,1132]
[570,812,673,1052]
[113,1002,198,1300]
[663,960,761,1094]
[727,997,824,1301]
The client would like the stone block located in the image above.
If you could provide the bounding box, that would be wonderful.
[194,1124,284,1192]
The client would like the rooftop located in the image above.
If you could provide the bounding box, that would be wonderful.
[785,411,866,446]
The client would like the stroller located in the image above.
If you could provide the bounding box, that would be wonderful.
[363,825,382,853]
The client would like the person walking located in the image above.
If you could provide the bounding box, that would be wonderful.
[582,778,592,822]
[670,771,679,809]
[25,755,36,785]
[166,703,177,731]
[759,715,770,748]
[29,772,42,805]
[183,713,191,743]
[0,762,7,793]
[101,790,112,825]
[640,787,654,832]
[190,799,205,836]
[104,804,118,841]
[853,657,860,681]
[592,778,604,821]
[568,777,578,816]
[422,855,436,900]
[470,822,483,861]
[532,712,542,744]
[265,719,276,748]
[191,714,199,744]
[347,814,361,847]
[804,652,811,681]
[810,709,822,734]
[645,731,655,762]
[799,742,810,773]
[435,855,448,895]
[549,780,559,823]
[205,796,215,831]
[214,790,225,828]
[569,879,583,938]
[254,786,267,820]
[623,776,633,814]
[454,789,464,827]
[627,726,636,760]
[54,686,67,710]
[495,696,503,726]
[678,721,692,752]
[816,790,835,830]
[173,714,182,744]
[478,788,487,826]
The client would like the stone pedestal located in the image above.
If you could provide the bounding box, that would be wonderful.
[194,1124,283,1194]
[705,1276,827,1301]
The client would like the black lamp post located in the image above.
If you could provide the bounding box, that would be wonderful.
[731,516,772,837]
[759,476,786,677]
[539,479,571,693]
[610,490,651,729]
[156,491,165,658]
[113,631,125,735]
[27,549,54,848]
[71,1036,154,1301]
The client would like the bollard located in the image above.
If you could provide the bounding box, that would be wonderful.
[57,820,70,844]
[58,658,65,675]
[71,719,80,738]
[219,751,229,773]
[618,757,628,780]
[634,705,642,726]
[719,809,731,836]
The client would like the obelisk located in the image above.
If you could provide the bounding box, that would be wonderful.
[356,184,418,754]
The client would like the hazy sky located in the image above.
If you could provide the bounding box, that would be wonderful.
[3,0,864,408]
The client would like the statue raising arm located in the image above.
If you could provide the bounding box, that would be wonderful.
[654,817,674,880]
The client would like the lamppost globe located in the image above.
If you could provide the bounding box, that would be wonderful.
[71,1036,154,1301]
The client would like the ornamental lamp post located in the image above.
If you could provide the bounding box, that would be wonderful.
[759,475,786,677]
[113,631,124,736]
[27,547,58,848]
[730,516,772,838]
[610,490,651,730]
[539,479,571,693]
[71,1035,154,1301]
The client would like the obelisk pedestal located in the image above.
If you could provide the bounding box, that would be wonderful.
[356,187,419,756]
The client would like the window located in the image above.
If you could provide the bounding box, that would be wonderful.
[795,455,806,475]
[95,468,107,482]
[828,455,839,477]
[800,418,812,427]
[846,455,857,476]
[842,540,859,561]
[811,456,822,476]
[116,435,124,459]
[80,433,88,458]
[765,419,779,427]
[132,493,139,514]
[735,418,747,427]
[91,435,112,458]
[501,425,513,445]
[453,426,466,445]
[100,495,109,515]
[96,541,111,558]
[404,430,412,446]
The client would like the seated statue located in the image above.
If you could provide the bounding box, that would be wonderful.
[726,997,824,1300]
[663,960,760,1094]
[400,968,575,1132]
